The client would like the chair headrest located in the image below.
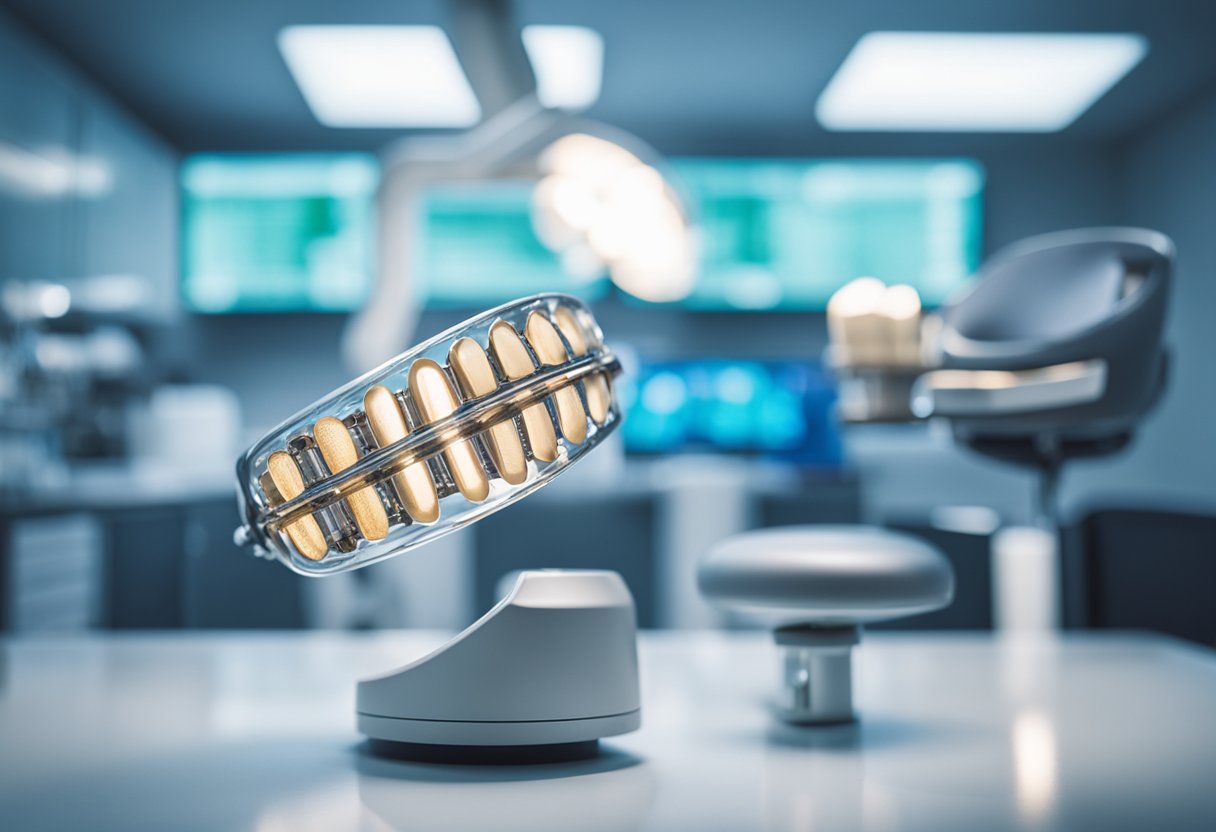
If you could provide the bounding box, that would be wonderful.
[932,227,1174,451]
[941,227,1173,369]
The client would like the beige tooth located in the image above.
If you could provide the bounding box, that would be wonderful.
[553,307,590,353]
[449,338,528,485]
[408,359,490,503]
[488,320,559,462]
[363,385,440,524]
[266,451,328,561]
[526,311,588,444]
[554,306,611,425]
[313,417,389,541]
[584,371,612,425]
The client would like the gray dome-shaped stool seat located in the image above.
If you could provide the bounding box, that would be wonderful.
[700,527,954,724]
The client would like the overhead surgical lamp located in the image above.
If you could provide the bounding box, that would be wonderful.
[532,132,697,303]
[343,0,695,374]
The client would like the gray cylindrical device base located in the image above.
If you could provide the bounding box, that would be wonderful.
[774,625,860,725]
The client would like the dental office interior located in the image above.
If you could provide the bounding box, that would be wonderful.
[2,0,1216,830]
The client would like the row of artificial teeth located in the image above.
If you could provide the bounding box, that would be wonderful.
[263,307,611,562]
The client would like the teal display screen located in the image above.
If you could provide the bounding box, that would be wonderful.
[416,182,606,307]
[181,156,983,313]
[675,159,984,309]
[182,155,377,313]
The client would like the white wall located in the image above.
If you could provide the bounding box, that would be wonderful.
[0,9,178,316]
[1063,90,1216,518]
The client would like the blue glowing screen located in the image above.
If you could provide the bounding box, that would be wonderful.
[621,359,842,465]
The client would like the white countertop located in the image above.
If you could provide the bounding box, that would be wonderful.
[1,631,1214,831]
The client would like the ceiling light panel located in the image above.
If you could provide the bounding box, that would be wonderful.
[278,25,481,128]
[279,24,605,129]
[522,25,604,110]
[816,32,1148,132]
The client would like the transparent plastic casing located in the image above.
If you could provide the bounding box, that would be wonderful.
[234,294,621,576]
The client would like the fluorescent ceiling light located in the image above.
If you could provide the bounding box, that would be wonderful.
[278,26,481,128]
[522,25,604,110]
[279,24,604,129]
[816,32,1147,132]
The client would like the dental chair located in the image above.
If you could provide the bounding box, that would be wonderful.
[911,227,1174,525]
[698,229,1174,721]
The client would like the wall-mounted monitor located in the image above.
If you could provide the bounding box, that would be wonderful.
[417,158,984,310]
[181,154,377,313]
[416,181,607,307]
[621,358,842,466]
[180,155,983,313]
[675,159,985,309]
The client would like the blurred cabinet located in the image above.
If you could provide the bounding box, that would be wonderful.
[2,514,103,631]
[1,497,308,632]
[101,498,308,630]
[475,494,659,627]
[756,475,862,527]
[180,499,309,629]
[472,469,862,630]
[1074,508,1216,647]
[101,506,185,628]
[875,521,994,630]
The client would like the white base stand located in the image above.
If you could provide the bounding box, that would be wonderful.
[357,570,641,752]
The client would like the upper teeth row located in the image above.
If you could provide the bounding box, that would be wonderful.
[261,307,612,562]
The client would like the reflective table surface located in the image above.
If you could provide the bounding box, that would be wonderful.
[1,631,1215,831]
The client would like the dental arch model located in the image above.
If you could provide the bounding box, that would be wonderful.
[234,295,638,759]
[234,294,621,576]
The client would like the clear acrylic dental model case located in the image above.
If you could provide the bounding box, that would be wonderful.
[234,294,621,576]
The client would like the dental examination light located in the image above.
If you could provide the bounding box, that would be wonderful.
[531,132,697,303]
[236,295,640,759]
[343,0,694,373]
